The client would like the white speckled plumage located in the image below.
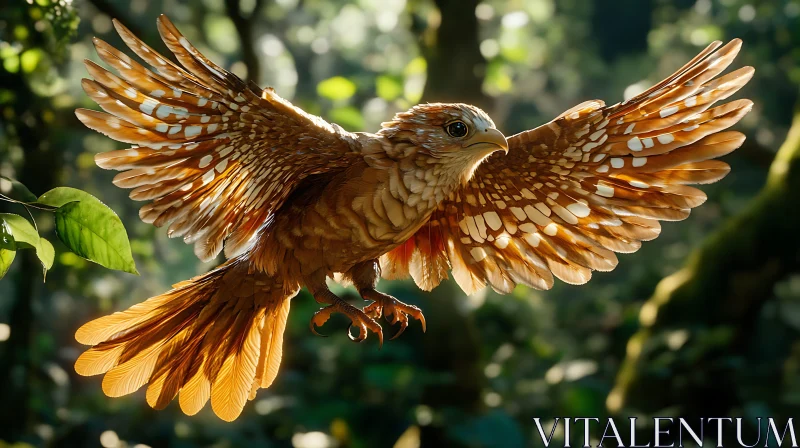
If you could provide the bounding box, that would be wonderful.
[74,15,753,422]
[383,39,753,295]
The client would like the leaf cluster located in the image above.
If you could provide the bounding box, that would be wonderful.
[0,178,137,280]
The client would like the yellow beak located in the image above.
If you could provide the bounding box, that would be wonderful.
[462,128,509,154]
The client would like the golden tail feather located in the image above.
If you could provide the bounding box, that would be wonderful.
[74,257,297,421]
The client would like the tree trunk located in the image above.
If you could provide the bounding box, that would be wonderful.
[422,0,489,110]
[224,0,265,83]
[418,1,489,446]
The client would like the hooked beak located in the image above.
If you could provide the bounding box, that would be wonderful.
[462,128,509,154]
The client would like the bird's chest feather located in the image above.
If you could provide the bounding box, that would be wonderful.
[262,157,454,275]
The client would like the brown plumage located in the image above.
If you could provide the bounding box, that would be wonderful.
[75,15,753,421]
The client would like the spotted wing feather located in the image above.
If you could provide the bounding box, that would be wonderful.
[77,15,360,261]
[385,39,754,294]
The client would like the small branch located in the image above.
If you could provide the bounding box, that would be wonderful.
[0,195,58,212]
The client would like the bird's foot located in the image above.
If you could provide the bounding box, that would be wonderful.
[310,299,384,348]
[360,289,427,340]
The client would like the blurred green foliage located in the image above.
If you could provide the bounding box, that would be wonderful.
[0,0,799,447]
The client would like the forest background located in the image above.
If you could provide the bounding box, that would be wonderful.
[1,0,799,446]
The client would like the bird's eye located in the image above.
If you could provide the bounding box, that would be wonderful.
[446,121,468,138]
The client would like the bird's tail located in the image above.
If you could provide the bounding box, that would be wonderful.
[74,257,298,421]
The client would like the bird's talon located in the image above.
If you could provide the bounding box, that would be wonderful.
[390,322,409,340]
[347,324,365,342]
[375,328,384,349]
[310,323,327,337]
[310,301,383,346]
[363,302,383,321]
[361,290,426,340]
[310,307,333,337]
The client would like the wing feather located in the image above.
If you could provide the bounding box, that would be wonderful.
[385,39,754,294]
[78,15,360,262]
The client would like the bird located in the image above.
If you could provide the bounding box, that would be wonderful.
[73,14,754,421]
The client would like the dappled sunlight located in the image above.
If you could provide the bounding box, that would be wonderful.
[0,0,796,446]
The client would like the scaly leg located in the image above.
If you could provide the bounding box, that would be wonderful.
[348,260,427,340]
[307,274,384,347]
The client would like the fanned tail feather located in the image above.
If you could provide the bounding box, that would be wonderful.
[75,258,298,421]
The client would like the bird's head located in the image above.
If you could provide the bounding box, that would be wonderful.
[378,103,508,185]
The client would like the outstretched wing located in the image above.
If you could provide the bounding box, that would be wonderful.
[382,39,754,294]
[77,15,360,261]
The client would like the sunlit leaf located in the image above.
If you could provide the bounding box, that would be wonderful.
[0,175,38,202]
[204,16,239,54]
[13,25,29,41]
[403,57,427,76]
[20,48,44,73]
[38,237,54,271]
[402,57,427,103]
[0,246,14,280]
[500,41,528,63]
[484,61,513,96]
[376,75,403,101]
[0,214,39,247]
[329,106,364,131]
[0,213,51,273]
[38,187,138,275]
[0,45,21,59]
[59,251,87,269]
[0,220,16,280]
[525,0,554,23]
[3,56,19,74]
[404,77,425,104]
[317,76,357,101]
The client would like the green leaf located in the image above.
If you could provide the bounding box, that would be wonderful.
[0,220,15,249]
[38,187,138,275]
[376,75,402,101]
[0,175,38,202]
[0,176,59,212]
[204,16,239,54]
[0,213,52,274]
[403,56,427,76]
[38,237,54,270]
[0,214,39,247]
[317,76,357,101]
[0,220,16,279]
[20,48,44,73]
[38,237,54,280]
[26,202,60,212]
[329,106,364,131]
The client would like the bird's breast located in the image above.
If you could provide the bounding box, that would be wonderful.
[254,160,444,276]
[342,168,434,250]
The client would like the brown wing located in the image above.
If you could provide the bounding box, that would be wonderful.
[382,39,754,294]
[77,15,360,261]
